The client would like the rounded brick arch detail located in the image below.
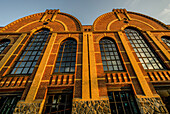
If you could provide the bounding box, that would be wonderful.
[56,36,79,45]
[1,10,82,32]
[1,13,43,32]
[93,10,169,31]
[121,25,143,31]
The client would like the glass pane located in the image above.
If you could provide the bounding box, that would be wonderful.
[114,92,121,102]
[117,103,124,113]
[0,39,10,54]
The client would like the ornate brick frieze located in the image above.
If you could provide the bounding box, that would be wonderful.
[72,100,111,114]
[136,97,168,114]
[13,100,43,114]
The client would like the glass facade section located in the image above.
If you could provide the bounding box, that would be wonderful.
[125,28,165,70]
[54,39,77,73]
[108,91,139,114]
[162,36,170,47]
[43,93,72,114]
[99,38,124,71]
[10,29,50,75]
[0,95,21,114]
[0,39,10,54]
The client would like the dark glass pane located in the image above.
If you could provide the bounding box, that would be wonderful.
[0,95,21,114]
[124,102,131,114]
[117,103,124,113]
[110,103,117,114]
[0,39,10,54]
[108,92,114,102]
[120,92,127,101]
[162,36,170,47]
[48,96,53,104]
[114,92,121,102]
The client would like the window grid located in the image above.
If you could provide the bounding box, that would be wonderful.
[10,29,50,75]
[161,37,170,47]
[43,93,72,114]
[0,39,10,54]
[0,95,21,114]
[99,39,124,71]
[54,39,77,73]
[125,29,165,70]
[108,91,139,114]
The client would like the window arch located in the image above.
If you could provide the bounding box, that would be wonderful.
[0,39,10,54]
[161,36,170,47]
[10,29,50,75]
[99,38,124,71]
[54,39,77,73]
[125,28,165,70]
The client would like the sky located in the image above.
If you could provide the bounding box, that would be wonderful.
[0,0,170,26]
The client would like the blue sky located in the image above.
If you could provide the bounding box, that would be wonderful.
[1,0,170,26]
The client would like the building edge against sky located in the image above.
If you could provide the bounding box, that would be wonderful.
[0,8,169,113]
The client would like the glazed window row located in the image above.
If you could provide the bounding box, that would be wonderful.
[0,28,170,75]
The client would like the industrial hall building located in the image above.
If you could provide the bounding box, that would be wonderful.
[0,8,170,114]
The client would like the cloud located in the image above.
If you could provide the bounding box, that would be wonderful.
[127,0,140,8]
[159,4,170,23]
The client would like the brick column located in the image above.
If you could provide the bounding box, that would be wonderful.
[118,31,168,113]
[14,33,57,114]
[72,32,111,114]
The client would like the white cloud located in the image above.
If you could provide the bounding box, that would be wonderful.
[159,4,170,23]
[127,0,140,8]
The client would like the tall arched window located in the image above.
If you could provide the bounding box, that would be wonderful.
[54,39,77,73]
[161,36,170,47]
[0,39,10,54]
[99,38,124,71]
[125,28,165,70]
[10,29,50,74]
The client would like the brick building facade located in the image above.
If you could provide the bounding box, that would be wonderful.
[0,9,170,113]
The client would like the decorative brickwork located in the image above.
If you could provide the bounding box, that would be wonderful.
[13,101,41,114]
[72,100,111,114]
[0,9,170,114]
[136,97,168,114]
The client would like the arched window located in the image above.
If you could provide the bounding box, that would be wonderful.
[161,36,170,47]
[0,39,10,54]
[10,29,50,74]
[54,39,77,73]
[125,28,165,70]
[99,38,124,71]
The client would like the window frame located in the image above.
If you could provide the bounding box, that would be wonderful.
[108,90,140,114]
[43,91,73,114]
[53,38,77,74]
[99,38,125,72]
[125,28,166,70]
[0,39,10,54]
[161,36,170,48]
[9,29,50,75]
[0,94,21,114]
